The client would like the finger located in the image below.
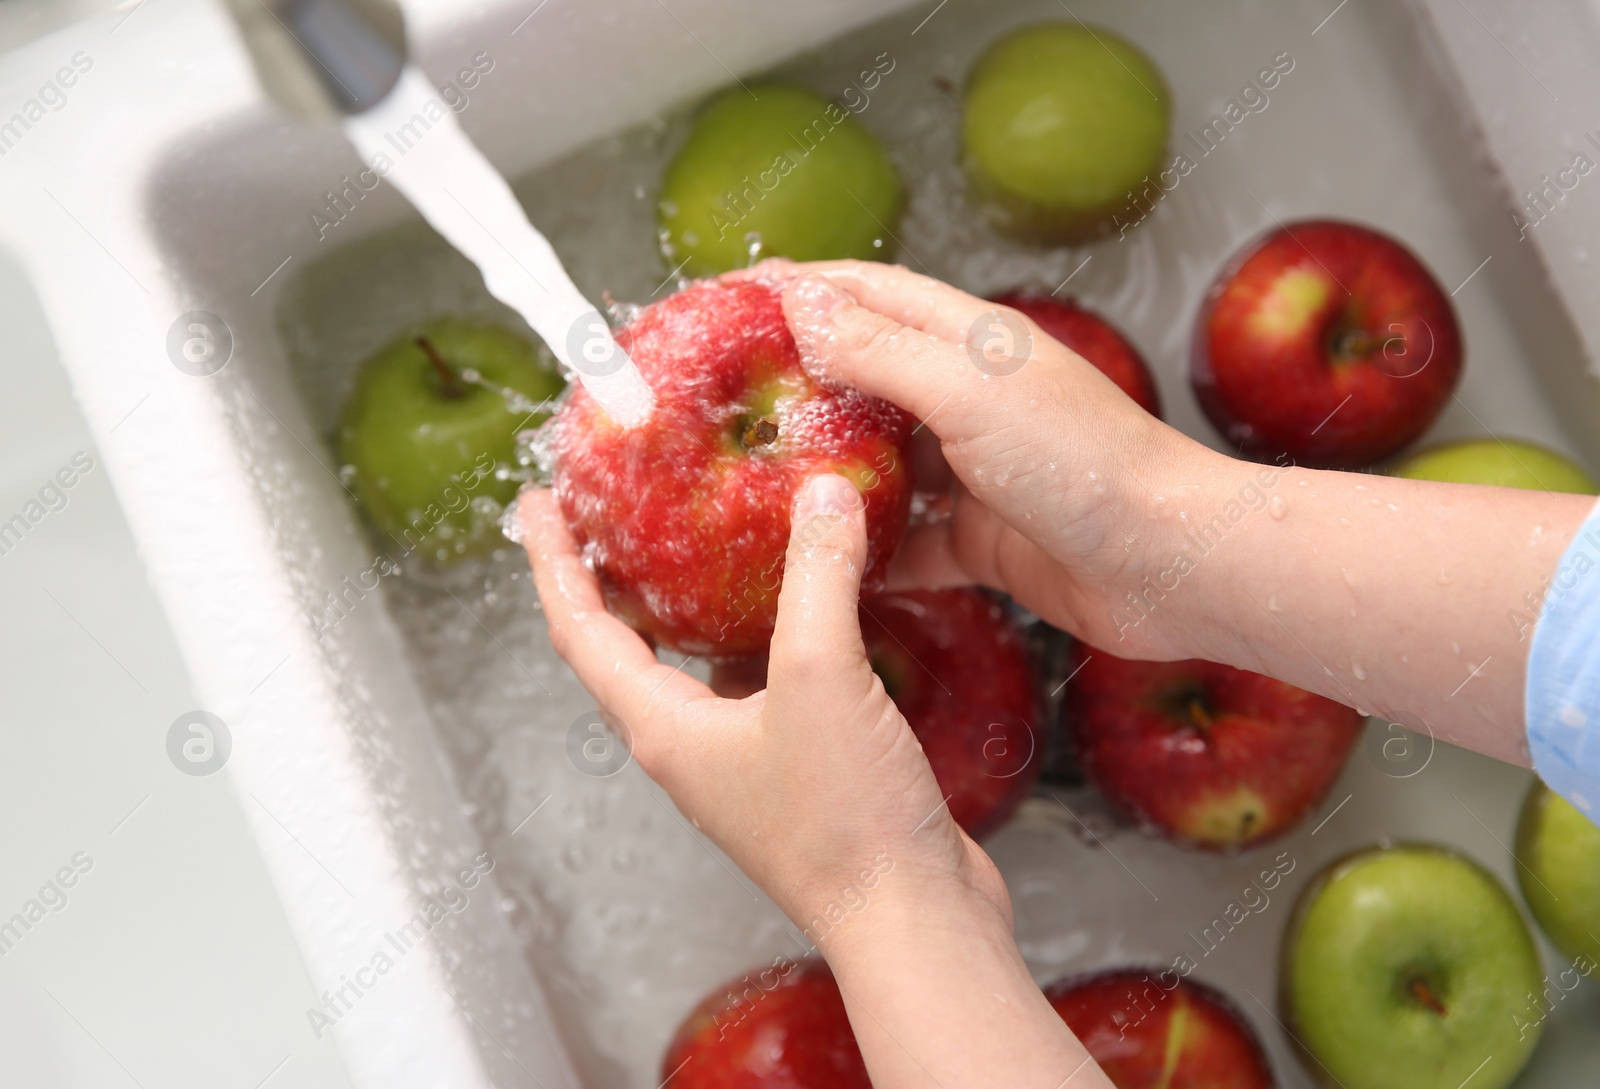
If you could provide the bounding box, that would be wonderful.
[884,486,1056,602]
[783,275,1041,434]
[910,427,953,495]
[789,260,1008,345]
[767,474,875,698]
[721,257,800,284]
[519,490,714,726]
[885,483,1003,591]
[884,521,973,591]
[748,259,1039,351]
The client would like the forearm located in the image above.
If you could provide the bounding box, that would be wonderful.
[822,881,1112,1089]
[1157,451,1592,762]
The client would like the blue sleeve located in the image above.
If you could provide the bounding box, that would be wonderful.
[1526,495,1600,818]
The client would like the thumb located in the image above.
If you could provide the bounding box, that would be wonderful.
[767,473,873,697]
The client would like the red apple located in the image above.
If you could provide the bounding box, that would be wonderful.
[708,588,1042,839]
[1191,220,1462,469]
[663,957,869,1089]
[550,278,914,656]
[1065,650,1361,849]
[860,588,1043,839]
[1045,969,1275,1089]
[992,293,1162,417]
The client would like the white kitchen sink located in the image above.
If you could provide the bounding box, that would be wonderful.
[4,0,1599,1085]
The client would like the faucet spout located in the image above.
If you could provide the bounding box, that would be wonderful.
[224,0,406,117]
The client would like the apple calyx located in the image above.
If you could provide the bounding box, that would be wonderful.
[1406,975,1449,1017]
[415,336,467,400]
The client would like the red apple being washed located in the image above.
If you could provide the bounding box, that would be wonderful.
[1066,650,1362,849]
[1191,220,1462,469]
[549,279,914,656]
[1046,969,1275,1089]
[663,957,869,1089]
[860,588,1042,839]
[992,293,1162,417]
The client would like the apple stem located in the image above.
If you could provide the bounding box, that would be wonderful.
[742,417,779,449]
[1186,698,1213,729]
[415,336,466,400]
[1331,327,1403,362]
[1336,330,1373,358]
[1408,977,1448,1017]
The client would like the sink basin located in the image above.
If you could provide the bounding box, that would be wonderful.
[5,0,1599,1085]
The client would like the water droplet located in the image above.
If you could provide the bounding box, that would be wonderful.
[499,497,526,543]
[1352,661,1367,680]
[562,841,590,873]
[1268,495,1287,520]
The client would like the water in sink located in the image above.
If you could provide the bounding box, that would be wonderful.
[277,0,1598,1085]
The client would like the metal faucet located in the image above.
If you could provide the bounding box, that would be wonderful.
[224,0,407,117]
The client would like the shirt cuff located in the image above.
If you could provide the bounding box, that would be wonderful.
[1526,494,1600,818]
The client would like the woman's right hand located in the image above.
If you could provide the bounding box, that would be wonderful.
[752,259,1225,661]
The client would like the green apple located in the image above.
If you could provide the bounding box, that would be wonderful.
[1393,437,1598,494]
[658,83,903,276]
[338,319,564,564]
[1281,843,1544,1089]
[1515,780,1600,964]
[963,23,1170,241]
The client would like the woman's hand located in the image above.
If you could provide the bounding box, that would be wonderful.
[523,474,1112,1089]
[521,473,1003,940]
[742,258,1225,661]
[749,258,1594,764]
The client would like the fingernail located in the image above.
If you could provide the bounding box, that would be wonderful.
[796,473,859,519]
[789,276,852,324]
